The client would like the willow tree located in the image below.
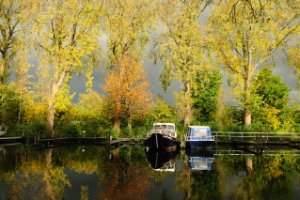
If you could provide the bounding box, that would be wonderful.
[154,0,212,125]
[33,0,104,135]
[105,0,156,69]
[208,0,300,126]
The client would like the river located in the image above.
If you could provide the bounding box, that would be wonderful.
[0,145,299,200]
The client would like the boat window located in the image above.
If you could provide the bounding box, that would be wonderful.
[167,125,175,130]
[161,125,167,130]
[193,128,208,137]
[154,125,161,132]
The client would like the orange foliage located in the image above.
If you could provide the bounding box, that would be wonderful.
[102,57,152,130]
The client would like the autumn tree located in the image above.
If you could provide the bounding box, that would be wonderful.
[208,0,300,126]
[32,0,104,135]
[154,0,212,126]
[102,57,152,134]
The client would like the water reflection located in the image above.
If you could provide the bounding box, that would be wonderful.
[0,145,299,199]
[186,148,214,171]
[145,148,178,172]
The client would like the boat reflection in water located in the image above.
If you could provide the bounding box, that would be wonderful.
[186,148,214,171]
[145,148,178,172]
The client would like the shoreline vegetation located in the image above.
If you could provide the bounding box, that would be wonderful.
[0,0,299,139]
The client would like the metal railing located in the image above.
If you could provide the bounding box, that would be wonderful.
[185,136,215,141]
[211,131,300,142]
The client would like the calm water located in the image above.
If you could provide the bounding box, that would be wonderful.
[0,144,300,200]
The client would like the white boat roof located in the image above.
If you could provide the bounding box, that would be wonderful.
[188,126,210,129]
[153,123,176,126]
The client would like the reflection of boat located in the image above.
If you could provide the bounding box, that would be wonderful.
[0,146,5,154]
[185,126,215,148]
[188,157,213,171]
[186,148,214,171]
[145,148,178,172]
[144,123,180,150]
[0,125,7,136]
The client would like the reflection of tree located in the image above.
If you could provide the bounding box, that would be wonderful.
[213,154,300,200]
[175,153,192,199]
[99,147,151,200]
[0,146,70,200]
[175,152,221,200]
[59,146,105,175]
[44,149,71,200]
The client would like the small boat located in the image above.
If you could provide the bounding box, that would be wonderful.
[144,123,180,151]
[185,126,215,148]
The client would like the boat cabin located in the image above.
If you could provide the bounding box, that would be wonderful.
[186,126,213,141]
[152,123,177,138]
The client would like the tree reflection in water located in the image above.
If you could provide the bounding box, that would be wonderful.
[99,147,152,200]
[0,145,299,199]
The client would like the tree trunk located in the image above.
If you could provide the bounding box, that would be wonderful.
[244,65,251,126]
[128,115,132,136]
[244,108,251,126]
[44,149,55,200]
[114,116,120,134]
[46,71,66,136]
[183,81,192,126]
[47,98,55,137]
[0,51,9,84]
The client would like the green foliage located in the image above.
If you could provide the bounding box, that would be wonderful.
[251,68,291,131]
[1,0,300,135]
[0,84,21,125]
[105,0,156,67]
[56,91,110,136]
[208,0,300,125]
[155,0,213,125]
[148,97,176,123]
[252,68,290,109]
[191,69,222,123]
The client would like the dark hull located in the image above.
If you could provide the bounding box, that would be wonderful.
[145,148,178,169]
[144,133,180,151]
[185,147,215,157]
[185,140,215,148]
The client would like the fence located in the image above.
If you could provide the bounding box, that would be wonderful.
[211,131,300,144]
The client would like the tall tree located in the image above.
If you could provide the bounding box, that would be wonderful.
[105,0,156,69]
[191,69,222,123]
[208,0,300,126]
[251,68,291,130]
[154,0,212,126]
[102,57,152,134]
[289,44,300,86]
[33,0,104,135]
[0,0,32,84]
